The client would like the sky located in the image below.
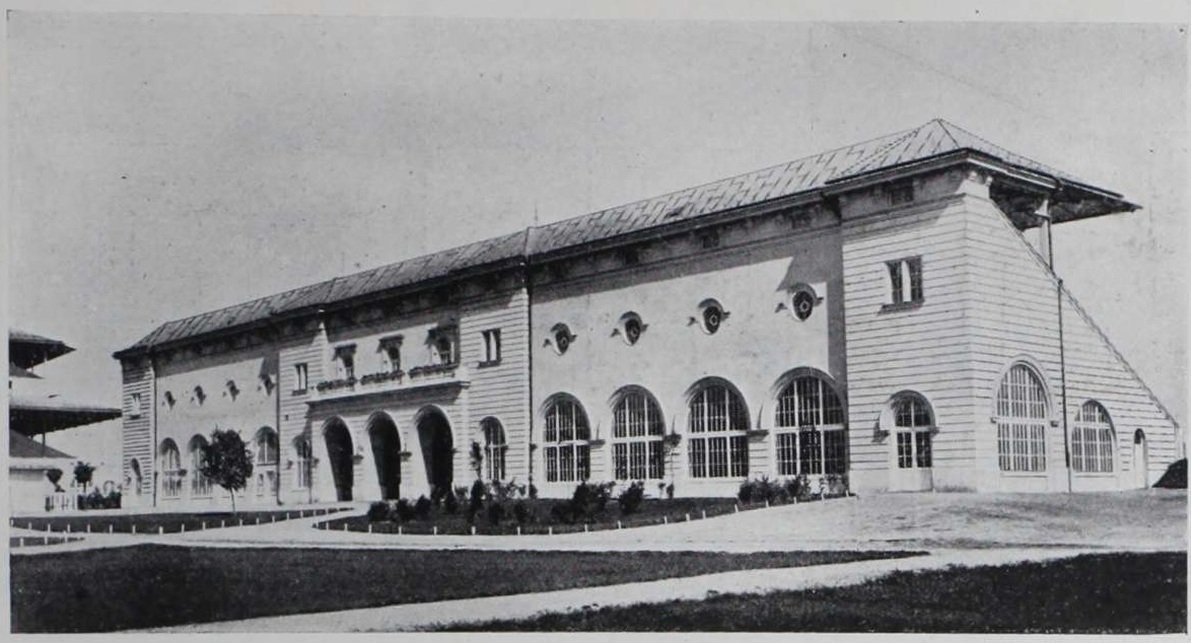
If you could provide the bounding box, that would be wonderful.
[6,9,1187,482]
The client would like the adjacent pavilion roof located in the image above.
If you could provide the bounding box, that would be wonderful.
[115,119,1139,359]
[10,329,75,369]
[9,429,75,460]
[9,394,122,436]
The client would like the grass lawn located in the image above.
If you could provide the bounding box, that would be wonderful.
[9,536,82,548]
[447,552,1187,634]
[9,545,918,632]
[13,507,346,535]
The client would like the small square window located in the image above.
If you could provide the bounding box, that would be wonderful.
[293,363,309,392]
[482,329,502,364]
[129,393,143,418]
[333,345,357,379]
[885,257,924,307]
[888,180,914,205]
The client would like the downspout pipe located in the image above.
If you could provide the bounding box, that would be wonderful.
[1039,197,1073,494]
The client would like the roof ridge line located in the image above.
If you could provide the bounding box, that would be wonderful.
[831,122,924,179]
[531,123,925,233]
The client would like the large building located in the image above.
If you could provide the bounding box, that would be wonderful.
[10,330,121,514]
[114,120,1181,508]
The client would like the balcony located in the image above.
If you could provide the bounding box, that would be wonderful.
[308,364,470,404]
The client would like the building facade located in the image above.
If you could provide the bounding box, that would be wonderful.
[114,120,1182,508]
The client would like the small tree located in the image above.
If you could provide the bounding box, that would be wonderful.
[199,429,254,513]
[73,461,96,494]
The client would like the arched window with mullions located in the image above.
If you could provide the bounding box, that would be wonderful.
[892,393,933,470]
[158,439,183,499]
[254,427,279,497]
[188,435,213,497]
[611,387,665,481]
[481,417,507,482]
[774,374,846,476]
[1072,401,1115,473]
[995,363,1049,472]
[687,380,750,479]
[543,395,591,483]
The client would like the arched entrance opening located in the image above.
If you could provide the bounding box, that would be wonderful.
[368,413,402,500]
[416,408,453,499]
[323,418,354,501]
[1133,429,1149,489]
[129,459,143,498]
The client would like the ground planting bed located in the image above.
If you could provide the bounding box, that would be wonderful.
[319,496,829,535]
[9,545,919,632]
[9,536,82,548]
[12,507,347,536]
[449,552,1187,633]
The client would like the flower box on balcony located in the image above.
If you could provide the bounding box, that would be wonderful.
[408,363,458,378]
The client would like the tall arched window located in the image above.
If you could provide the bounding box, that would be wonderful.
[188,435,213,497]
[612,388,665,480]
[481,417,507,481]
[995,364,1049,472]
[1072,401,1115,473]
[774,375,846,475]
[158,439,182,499]
[254,427,279,497]
[687,381,749,479]
[543,396,591,483]
[293,435,312,490]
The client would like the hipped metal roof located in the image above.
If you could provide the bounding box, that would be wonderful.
[11,329,75,369]
[116,119,1138,359]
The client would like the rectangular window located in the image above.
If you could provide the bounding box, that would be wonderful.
[914,432,932,468]
[799,429,822,475]
[689,438,707,478]
[897,432,913,469]
[823,431,847,474]
[342,354,355,379]
[776,432,798,476]
[545,446,559,482]
[885,257,924,307]
[293,363,309,392]
[429,326,458,365]
[613,443,628,480]
[729,436,749,477]
[129,393,143,418]
[648,441,664,480]
[708,436,728,478]
[386,346,402,373]
[481,329,502,364]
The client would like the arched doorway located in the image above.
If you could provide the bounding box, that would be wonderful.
[368,413,402,500]
[416,408,453,499]
[1133,429,1149,489]
[323,418,354,501]
[129,459,143,499]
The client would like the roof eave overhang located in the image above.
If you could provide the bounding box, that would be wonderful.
[527,190,825,266]
[822,149,1139,222]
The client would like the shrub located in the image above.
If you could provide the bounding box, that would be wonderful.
[528,483,538,499]
[665,482,675,499]
[592,481,616,514]
[105,490,122,509]
[549,503,576,525]
[443,489,459,515]
[366,501,390,522]
[737,479,754,504]
[468,479,487,522]
[617,481,646,515]
[486,501,506,526]
[784,475,809,501]
[46,468,64,492]
[824,473,849,497]
[394,498,416,522]
[414,495,432,520]
[513,500,530,525]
